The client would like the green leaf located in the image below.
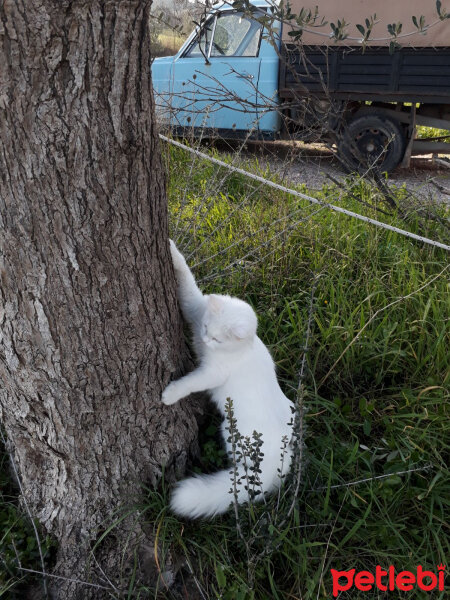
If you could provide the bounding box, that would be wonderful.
[389,40,400,54]
[215,563,227,588]
[384,475,402,486]
[359,397,367,415]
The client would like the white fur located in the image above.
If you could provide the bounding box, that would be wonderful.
[163,240,294,519]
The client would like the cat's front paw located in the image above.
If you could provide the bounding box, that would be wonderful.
[169,239,186,272]
[162,381,184,406]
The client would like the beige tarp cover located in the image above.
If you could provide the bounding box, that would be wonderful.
[282,0,450,46]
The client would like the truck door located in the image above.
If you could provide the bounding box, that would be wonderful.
[170,10,264,133]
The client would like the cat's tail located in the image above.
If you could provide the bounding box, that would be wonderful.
[170,468,245,519]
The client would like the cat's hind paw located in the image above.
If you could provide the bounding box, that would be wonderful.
[162,380,184,406]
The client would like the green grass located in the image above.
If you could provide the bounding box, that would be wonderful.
[151,29,186,57]
[0,443,54,597]
[148,143,449,599]
[1,142,449,598]
[158,32,184,51]
[417,125,450,145]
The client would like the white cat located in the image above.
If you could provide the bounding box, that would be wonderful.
[162,240,294,519]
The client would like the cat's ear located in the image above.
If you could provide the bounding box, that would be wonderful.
[231,321,253,340]
[208,294,223,314]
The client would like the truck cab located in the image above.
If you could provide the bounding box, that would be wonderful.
[151,0,282,138]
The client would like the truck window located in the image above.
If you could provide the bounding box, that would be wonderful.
[186,12,262,59]
[211,13,261,57]
[186,18,214,58]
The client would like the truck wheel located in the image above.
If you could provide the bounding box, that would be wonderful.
[338,111,406,174]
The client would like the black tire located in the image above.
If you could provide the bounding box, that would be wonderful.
[337,110,406,174]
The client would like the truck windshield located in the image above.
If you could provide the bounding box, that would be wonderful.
[187,11,262,59]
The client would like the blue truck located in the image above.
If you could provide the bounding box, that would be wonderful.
[151,0,450,172]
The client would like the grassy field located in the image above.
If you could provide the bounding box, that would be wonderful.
[1,142,449,598]
[152,30,186,57]
[148,143,449,599]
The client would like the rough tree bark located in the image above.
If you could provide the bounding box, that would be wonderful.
[0,1,199,597]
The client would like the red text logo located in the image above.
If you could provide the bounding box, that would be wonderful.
[330,565,445,597]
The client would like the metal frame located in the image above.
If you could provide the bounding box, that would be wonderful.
[183,9,265,61]
[279,44,450,105]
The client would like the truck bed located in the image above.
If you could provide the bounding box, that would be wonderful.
[279,44,450,104]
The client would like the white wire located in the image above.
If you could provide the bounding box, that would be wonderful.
[160,134,450,252]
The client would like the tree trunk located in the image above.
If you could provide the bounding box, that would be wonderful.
[0,1,198,597]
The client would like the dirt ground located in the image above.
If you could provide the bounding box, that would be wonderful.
[210,139,450,206]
